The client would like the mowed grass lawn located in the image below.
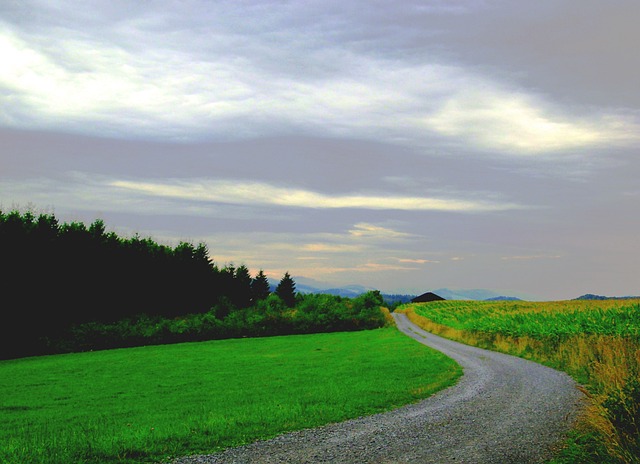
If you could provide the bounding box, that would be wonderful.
[0,327,461,464]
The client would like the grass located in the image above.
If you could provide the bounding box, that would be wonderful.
[0,327,461,464]
[399,299,640,463]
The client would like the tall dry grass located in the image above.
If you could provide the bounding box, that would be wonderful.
[380,306,396,327]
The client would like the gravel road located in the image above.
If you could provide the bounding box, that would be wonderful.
[170,313,584,463]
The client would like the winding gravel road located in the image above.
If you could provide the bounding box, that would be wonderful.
[171,313,584,463]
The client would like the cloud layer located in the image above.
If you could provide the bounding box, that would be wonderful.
[1,1,637,155]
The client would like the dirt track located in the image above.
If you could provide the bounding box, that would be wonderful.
[171,313,584,463]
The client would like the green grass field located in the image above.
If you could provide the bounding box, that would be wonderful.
[407,299,640,339]
[0,328,461,464]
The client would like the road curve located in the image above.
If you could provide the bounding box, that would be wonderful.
[171,313,584,464]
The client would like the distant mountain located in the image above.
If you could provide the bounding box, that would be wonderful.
[272,277,416,303]
[575,293,608,300]
[267,276,335,294]
[433,288,501,300]
[270,278,531,303]
[430,288,532,301]
[285,277,377,298]
[291,282,325,294]
[321,285,377,298]
[381,294,416,306]
[575,293,640,300]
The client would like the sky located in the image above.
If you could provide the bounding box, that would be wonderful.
[1,0,639,300]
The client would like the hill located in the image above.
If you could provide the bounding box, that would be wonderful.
[287,280,532,304]
[281,277,415,304]
[432,288,531,301]
[574,293,640,300]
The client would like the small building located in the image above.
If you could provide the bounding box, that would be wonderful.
[411,292,445,303]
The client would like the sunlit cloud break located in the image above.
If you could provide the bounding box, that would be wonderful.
[397,258,440,264]
[110,179,520,212]
[349,223,413,239]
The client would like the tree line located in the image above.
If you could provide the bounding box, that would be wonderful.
[0,209,387,359]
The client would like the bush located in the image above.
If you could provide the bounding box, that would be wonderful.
[42,292,388,354]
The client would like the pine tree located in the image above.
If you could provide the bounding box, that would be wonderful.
[275,272,297,307]
[251,269,271,302]
[234,265,252,308]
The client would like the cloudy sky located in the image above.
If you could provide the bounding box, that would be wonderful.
[2,0,639,300]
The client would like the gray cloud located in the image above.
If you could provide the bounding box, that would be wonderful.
[1,1,637,154]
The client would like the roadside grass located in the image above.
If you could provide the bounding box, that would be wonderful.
[399,299,640,463]
[0,327,461,464]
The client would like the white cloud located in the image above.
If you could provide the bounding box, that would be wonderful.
[110,178,520,212]
[1,15,637,153]
[348,223,413,239]
[302,243,364,253]
[396,258,440,264]
[0,29,258,137]
[424,89,627,154]
[287,262,420,276]
[1,173,518,222]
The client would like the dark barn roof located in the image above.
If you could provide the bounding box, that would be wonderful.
[411,292,445,303]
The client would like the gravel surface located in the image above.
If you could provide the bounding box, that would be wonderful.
[169,313,585,463]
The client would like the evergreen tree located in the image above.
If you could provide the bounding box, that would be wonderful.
[275,272,297,307]
[234,265,252,308]
[251,269,271,302]
[218,264,237,310]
